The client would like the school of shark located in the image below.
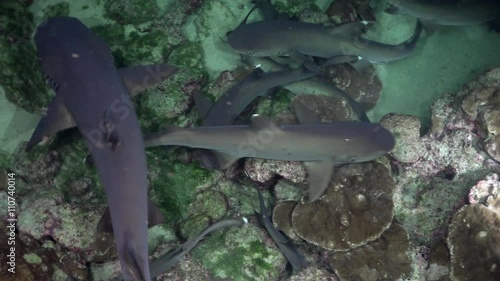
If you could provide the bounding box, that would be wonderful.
[12,0,500,280]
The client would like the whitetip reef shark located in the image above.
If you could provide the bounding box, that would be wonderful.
[227,18,422,65]
[193,65,317,169]
[30,16,175,280]
[144,113,395,201]
[385,0,500,26]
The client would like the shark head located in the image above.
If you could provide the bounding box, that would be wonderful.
[227,21,284,57]
[329,122,395,164]
[34,17,114,91]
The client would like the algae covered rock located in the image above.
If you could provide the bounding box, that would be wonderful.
[0,1,51,113]
[468,173,500,205]
[447,204,500,281]
[104,0,159,24]
[291,95,354,122]
[244,158,307,184]
[329,222,412,281]
[273,179,305,201]
[192,223,286,281]
[459,68,500,162]
[179,190,229,238]
[396,176,471,246]
[292,162,394,251]
[17,187,102,256]
[147,148,220,223]
[326,63,382,109]
[380,113,423,163]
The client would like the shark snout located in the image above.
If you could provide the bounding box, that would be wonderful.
[373,125,396,152]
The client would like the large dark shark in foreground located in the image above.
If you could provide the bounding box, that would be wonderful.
[144,115,395,201]
[31,16,172,280]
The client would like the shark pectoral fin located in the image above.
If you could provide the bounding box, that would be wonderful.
[211,151,239,170]
[96,206,113,234]
[97,199,166,234]
[26,95,76,151]
[193,90,213,118]
[348,58,372,74]
[83,153,94,166]
[119,64,178,97]
[304,161,335,202]
[147,198,167,228]
[291,102,321,125]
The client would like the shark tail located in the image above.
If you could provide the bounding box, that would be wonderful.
[402,19,423,50]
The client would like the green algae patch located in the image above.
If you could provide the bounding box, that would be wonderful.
[192,224,284,281]
[0,2,51,114]
[0,150,11,169]
[103,0,159,25]
[213,179,274,216]
[23,253,43,265]
[255,90,293,118]
[134,71,193,132]
[42,2,70,20]
[91,23,126,50]
[52,138,105,204]
[92,23,174,67]
[148,149,217,224]
[179,190,229,238]
[273,0,320,17]
[168,41,205,76]
[120,29,172,65]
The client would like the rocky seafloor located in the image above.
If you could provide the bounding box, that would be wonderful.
[1,0,500,281]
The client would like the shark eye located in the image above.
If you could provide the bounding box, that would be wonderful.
[246,50,254,55]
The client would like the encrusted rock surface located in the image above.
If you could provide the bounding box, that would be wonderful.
[291,162,394,251]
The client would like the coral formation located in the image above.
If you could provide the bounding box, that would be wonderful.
[272,200,299,241]
[329,222,412,281]
[380,113,423,163]
[291,95,353,122]
[447,205,500,281]
[291,162,394,251]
